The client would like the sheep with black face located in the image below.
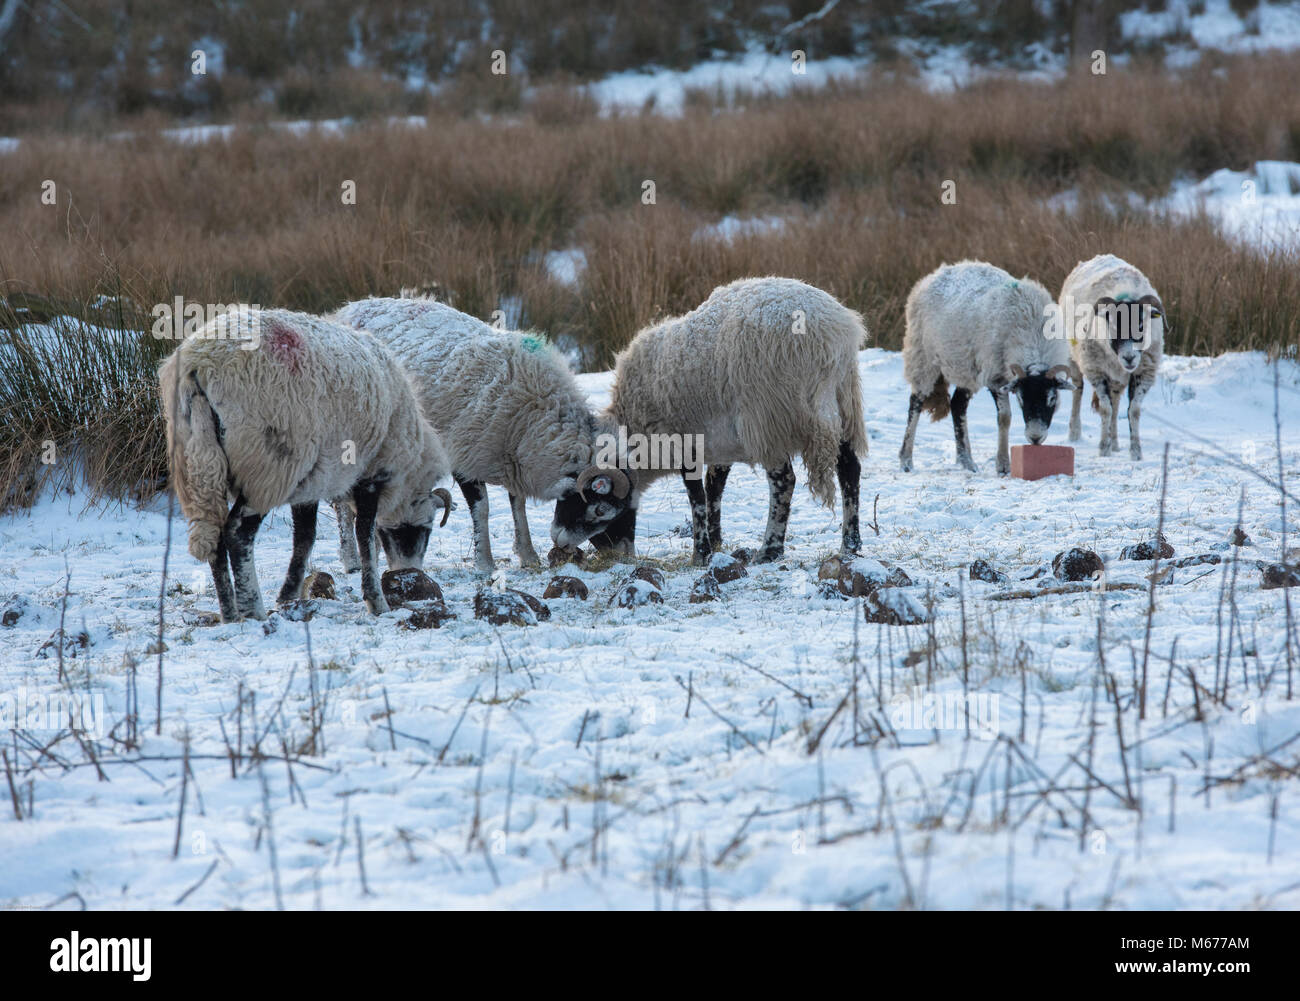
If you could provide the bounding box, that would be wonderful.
[900,260,1072,476]
[333,297,633,572]
[1058,254,1166,459]
[585,276,869,566]
[158,309,452,621]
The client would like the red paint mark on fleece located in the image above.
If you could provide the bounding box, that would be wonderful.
[266,321,306,374]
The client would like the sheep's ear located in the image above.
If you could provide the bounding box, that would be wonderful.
[1008,364,1027,381]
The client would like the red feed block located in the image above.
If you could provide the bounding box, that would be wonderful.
[1011,444,1074,481]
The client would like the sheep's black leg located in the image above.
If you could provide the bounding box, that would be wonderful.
[277,502,318,606]
[1068,368,1084,442]
[899,392,924,472]
[756,462,796,564]
[1127,375,1150,460]
[352,478,387,614]
[223,494,267,621]
[457,476,494,572]
[508,492,541,567]
[837,440,862,556]
[682,472,711,566]
[334,500,360,573]
[704,464,731,552]
[208,533,238,623]
[990,388,1012,475]
[590,502,637,555]
[1095,377,1115,455]
[951,388,978,472]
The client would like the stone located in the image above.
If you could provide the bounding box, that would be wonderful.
[969,559,1007,584]
[381,568,443,608]
[404,600,457,629]
[629,566,666,590]
[35,627,91,660]
[689,574,722,603]
[1261,563,1300,590]
[1172,554,1222,569]
[707,553,748,583]
[837,557,911,597]
[1119,533,1174,561]
[474,588,550,626]
[543,576,589,600]
[302,571,336,600]
[817,556,845,580]
[611,580,664,608]
[1052,547,1104,582]
[2,594,29,627]
[547,546,585,568]
[862,588,931,625]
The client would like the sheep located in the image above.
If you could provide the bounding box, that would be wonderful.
[899,261,1072,476]
[578,276,869,566]
[1058,254,1166,459]
[159,308,452,622]
[332,297,634,573]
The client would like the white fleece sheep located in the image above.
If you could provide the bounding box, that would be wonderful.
[900,260,1072,476]
[159,308,451,621]
[333,297,631,572]
[1058,254,1166,459]
[602,276,869,564]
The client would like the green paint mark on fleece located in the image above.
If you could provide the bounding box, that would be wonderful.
[519,332,549,353]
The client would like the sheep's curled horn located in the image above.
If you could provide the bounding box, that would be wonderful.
[576,466,631,500]
[433,487,452,527]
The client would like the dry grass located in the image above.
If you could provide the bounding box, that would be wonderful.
[1,54,1298,510]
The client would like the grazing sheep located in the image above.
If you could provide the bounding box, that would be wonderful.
[590,276,869,565]
[1058,254,1166,459]
[900,261,1072,476]
[333,297,634,572]
[159,309,452,621]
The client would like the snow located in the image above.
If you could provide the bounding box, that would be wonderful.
[692,215,787,243]
[1159,161,1300,253]
[586,48,867,117]
[543,248,587,286]
[3,347,1299,910]
[1121,0,1300,53]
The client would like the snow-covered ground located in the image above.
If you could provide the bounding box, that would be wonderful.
[1048,160,1300,255]
[2,348,1298,910]
[1161,160,1300,254]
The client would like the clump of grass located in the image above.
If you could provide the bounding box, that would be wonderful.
[0,283,167,513]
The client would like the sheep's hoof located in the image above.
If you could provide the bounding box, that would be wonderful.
[754,546,784,564]
[365,595,390,615]
[516,549,542,569]
[1130,446,1142,461]
[899,458,913,473]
